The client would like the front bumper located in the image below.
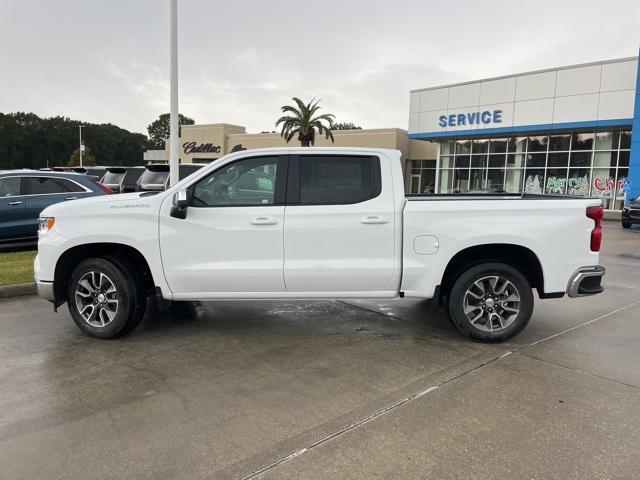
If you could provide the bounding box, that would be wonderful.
[33,254,55,302]
[622,207,640,223]
[567,266,606,298]
[36,280,55,302]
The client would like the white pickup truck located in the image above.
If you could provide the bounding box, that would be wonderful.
[34,147,605,342]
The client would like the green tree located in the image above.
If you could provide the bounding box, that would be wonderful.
[146,113,195,149]
[331,122,362,130]
[275,98,335,147]
[0,112,147,169]
[68,146,96,166]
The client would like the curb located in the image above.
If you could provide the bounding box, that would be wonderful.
[0,282,36,299]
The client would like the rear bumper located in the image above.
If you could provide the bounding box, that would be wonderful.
[567,266,606,298]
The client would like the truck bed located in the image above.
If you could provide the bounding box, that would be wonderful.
[400,192,601,298]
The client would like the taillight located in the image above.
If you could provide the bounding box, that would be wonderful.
[586,206,603,252]
[95,181,113,194]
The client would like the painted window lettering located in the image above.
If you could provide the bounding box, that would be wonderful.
[438,110,502,128]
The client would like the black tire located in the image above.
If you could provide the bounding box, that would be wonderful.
[66,257,147,339]
[447,262,534,342]
[100,255,150,335]
[622,222,631,229]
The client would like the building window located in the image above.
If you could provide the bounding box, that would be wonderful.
[409,159,436,194]
[436,129,631,209]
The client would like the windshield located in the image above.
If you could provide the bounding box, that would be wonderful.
[101,172,125,184]
[139,169,168,185]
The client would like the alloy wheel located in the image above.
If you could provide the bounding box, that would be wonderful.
[74,271,119,327]
[463,275,521,332]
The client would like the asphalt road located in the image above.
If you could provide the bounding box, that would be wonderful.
[1,223,639,479]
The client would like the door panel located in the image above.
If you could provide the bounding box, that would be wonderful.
[159,154,287,295]
[283,155,396,293]
[0,176,27,240]
[160,206,285,294]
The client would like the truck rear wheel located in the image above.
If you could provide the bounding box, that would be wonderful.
[447,262,533,342]
[66,257,147,339]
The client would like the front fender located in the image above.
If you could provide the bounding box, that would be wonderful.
[36,209,171,299]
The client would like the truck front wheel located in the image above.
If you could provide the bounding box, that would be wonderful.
[447,262,533,342]
[66,257,147,339]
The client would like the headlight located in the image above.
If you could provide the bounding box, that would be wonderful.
[38,217,55,234]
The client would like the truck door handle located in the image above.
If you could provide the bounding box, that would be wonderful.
[360,216,388,224]
[65,196,78,200]
[8,201,23,206]
[250,217,278,226]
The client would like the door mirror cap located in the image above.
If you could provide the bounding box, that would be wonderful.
[170,189,188,219]
[173,189,188,208]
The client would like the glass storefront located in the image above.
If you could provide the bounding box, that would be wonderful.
[436,129,631,209]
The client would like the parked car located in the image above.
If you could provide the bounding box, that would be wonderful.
[121,166,145,193]
[35,147,605,341]
[48,167,75,172]
[39,167,89,174]
[100,167,128,193]
[137,164,170,191]
[178,163,206,180]
[0,170,108,244]
[85,166,109,179]
[622,198,640,228]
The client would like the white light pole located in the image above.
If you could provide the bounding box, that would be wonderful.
[78,125,85,167]
[169,0,179,186]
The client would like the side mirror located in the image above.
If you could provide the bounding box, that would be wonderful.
[170,189,188,219]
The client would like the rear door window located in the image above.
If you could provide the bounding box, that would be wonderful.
[0,177,22,197]
[26,177,84,194]
[294,155,381,205]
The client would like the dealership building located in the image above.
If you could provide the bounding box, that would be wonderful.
[408,56,640,209]
[161,123,438,193]
[160,55,639,209]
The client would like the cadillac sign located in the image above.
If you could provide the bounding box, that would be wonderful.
[183,142,222,154]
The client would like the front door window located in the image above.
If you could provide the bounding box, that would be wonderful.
[191,156,279,207]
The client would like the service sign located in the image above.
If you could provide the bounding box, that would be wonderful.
[438,110,503,128]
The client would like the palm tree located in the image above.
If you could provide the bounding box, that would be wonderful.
[275,97,335,147]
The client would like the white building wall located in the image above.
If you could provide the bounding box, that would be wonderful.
[409,57,638,136]
[143,150,169,163]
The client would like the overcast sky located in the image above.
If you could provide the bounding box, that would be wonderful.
[1,0,639,135]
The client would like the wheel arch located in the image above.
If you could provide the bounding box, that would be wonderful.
[53,242,156,306]
[436,243,545,305]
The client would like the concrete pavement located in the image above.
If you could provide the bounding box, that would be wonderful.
[0,223,639,479]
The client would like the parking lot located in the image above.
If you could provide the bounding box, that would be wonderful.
[1,222,639,479]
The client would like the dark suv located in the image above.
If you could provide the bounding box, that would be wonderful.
[100,167,128,193]
[136,164,170,192]
[622,199,640,229]
[0,171,108,244]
